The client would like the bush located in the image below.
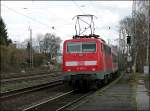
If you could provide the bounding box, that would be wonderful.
[33,53,47,67]
[0,45,49,73]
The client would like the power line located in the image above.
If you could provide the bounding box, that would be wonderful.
[72,0,86,15]
[72,1,103,34]
[2,4,67,35]
[2,4,54,30]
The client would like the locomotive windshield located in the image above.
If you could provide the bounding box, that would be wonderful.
[67,42,96,53]
[67,42,81,53]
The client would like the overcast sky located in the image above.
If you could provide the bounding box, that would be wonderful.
[1,1,133,45]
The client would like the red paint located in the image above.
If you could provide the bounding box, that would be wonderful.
[62,38,118,73]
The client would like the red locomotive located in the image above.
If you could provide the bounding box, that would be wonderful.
[62,15,118,89]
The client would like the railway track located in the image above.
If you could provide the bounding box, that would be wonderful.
[1,71,62,83]
[22,73,123,111]
[1,71,62,79]
[0,79,63,100]
[22,90,94,111]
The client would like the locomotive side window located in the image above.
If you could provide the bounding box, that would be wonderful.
[103,44,107,54]
[101,43,104,52]
[67,42,81,53]
[112,54,117,63]
[82,42,96,52]
[107,46,111,55]
[103,44,111,55]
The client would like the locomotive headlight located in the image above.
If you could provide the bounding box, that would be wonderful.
[67,69,71,71]
[92,68,96,71]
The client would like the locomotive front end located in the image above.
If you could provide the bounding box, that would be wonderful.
[62,39,101,89]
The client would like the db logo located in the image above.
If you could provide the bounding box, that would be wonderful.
[78,61,84,66]
[79,54,83,56]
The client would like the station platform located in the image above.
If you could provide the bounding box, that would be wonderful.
[66,73,149,111]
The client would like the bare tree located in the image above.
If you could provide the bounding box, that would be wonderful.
[119,11,148,72]
[36,33,62,64]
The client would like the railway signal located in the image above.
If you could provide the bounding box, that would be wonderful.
[127,35,131,45]
[126,35,132,73]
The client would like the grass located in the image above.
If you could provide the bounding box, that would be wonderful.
[1,65,62,93]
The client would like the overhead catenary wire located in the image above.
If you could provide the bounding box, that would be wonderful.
[72,0,86,15]
[72,1,102,35]
[1,4,55,31]
[2,2,106,37]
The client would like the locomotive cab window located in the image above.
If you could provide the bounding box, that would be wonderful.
[101,43,104,52]
[82,42,96,52]
[103,44,111,55]
[112,54,117,63]
[67,42,96,53]
[67,42,81,53]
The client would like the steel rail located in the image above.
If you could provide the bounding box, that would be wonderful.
[22,90,74,111]
[1,71,62,79]
[1,72,62,83]
[1,71,62,80]
[0,79,63,100]
[55,91,94,111]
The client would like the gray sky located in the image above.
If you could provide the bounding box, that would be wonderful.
[1,1,133,45]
